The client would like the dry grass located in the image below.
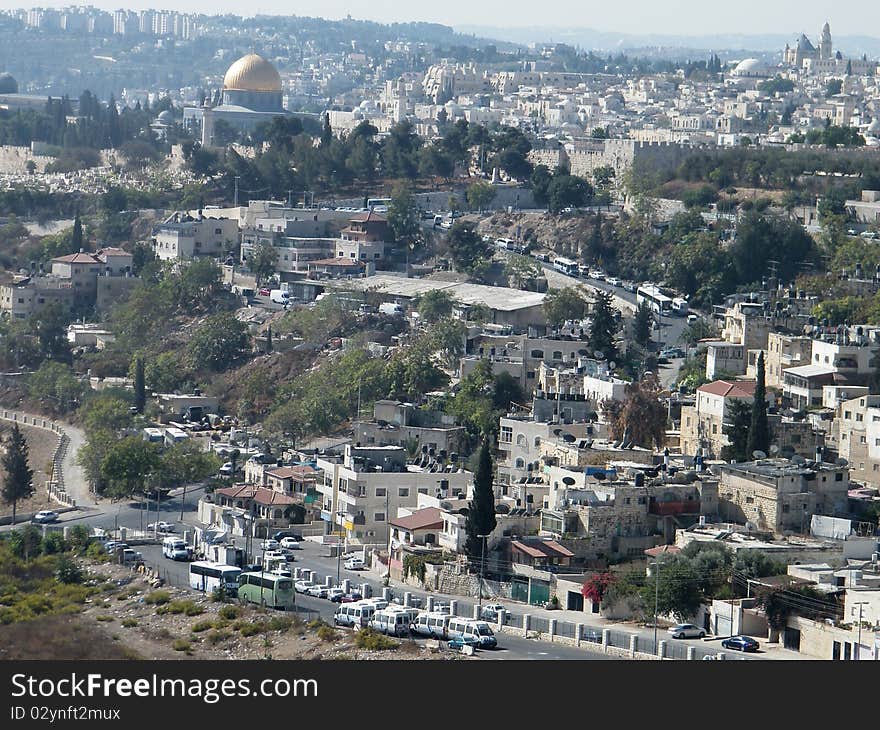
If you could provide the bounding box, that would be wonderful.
[0,615,142,660]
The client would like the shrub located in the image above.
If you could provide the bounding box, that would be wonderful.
[156,599,203,616]
[267,616,293,632]
[55,557,84,584]
[121,618,138,628]
[85,542,108,560]
[172,639,191,653]
[42,532,68,555]
[95,615,114,622]
[316,624,338,642]
[210,587,227,603]
[218,605,240,620]
[354,628,398,651]
[191,620,214,633]
[145,590,170,605]
[206,629,231,645]
[237,622,265,637]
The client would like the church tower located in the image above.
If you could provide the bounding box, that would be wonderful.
[819,21,833,60]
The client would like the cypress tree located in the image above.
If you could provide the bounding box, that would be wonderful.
[465,438,497,561]
[71,214,83,251]
[321,113,333,147]
[133,356,146,414]
[1,424,34,526]
[587,290,620,361]
[747,351,770,457]
[265,326,273,354]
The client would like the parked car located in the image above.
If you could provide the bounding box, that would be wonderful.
[32,510,59,524]
[260,539,280,551]
[588,270,605,280]
[326,588,345,601]
[306,585,330,598]
[272,530,303,542]
[279,537,302,550]
[258,288,271,296]
[606,277,621,287]
[447,635,481,651]
[147,521,175,533]
[721,635,760,652]
[667,623,706,639]
[480,603,507,621]
[294,580,315,594]
[339,592,363,603]
[660,348,686,359]
[345,557,366,571]
[121,548,143,564]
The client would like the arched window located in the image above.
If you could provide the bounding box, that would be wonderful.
[515,458,525,468]
[553,351,563,360]
[530,349,544,359]
[516,434,528,448]
[534,437,541,447]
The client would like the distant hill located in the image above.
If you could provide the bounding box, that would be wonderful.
[455,25,880,58]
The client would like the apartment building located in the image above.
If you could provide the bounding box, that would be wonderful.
[679,380,759,458]
[315,445,472,546]
[831,394,880,488]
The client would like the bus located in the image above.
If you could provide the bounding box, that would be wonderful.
[237,572,296,610]
[672,297,689,317]
[189,561,241,596]
[636,284,674,315]
[367,197,392,212]
[553,256,579,276]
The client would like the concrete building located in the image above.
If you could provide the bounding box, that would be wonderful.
[716,457,849,534]
[152,212,239,261]
[351,400,468,457]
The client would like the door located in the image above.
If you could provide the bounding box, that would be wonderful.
[511,577,528,603]
[567,590,584,611]
[783,627,801,651]
[529,579,550,606]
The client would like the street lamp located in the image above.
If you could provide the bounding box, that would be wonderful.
[477,534,490,614]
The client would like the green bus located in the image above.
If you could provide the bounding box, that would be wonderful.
[237,572,296,610]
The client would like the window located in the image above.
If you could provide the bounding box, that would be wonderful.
[712,424,718,434]
[500,426,513,444]
[215,228,222,235]
[375,487,386,497]
[745,496,754,504]
[845,411,852,420]
[637,496,646,505]
[835,473,843,481]
[374,512,385,522]
[553,351,563,360]
[398,488,409,497]
[782,505,790,513]
[530,350,544,359]
[857,413,864,422]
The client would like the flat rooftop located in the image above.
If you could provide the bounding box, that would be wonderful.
[323,274,546,312]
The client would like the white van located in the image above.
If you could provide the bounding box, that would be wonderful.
[270,289,290,305]
[363,597,388,610]
[334,601,376,629]
[447,618,497,648]
[411,611,451,639]
[162,536,190,561]
[369,607,418,637]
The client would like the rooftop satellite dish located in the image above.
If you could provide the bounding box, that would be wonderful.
[609,361,617,370]
[769,445,779,455]
[752,450,767,460]
[836,457,849,467]
[562,476,576,486]
[594,350,605,360]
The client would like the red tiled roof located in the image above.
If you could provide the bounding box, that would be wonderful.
[697,380,756,398]
[389,507,443,532]
[52,252,102,264]
[267,465,317,480]
[350,211,387,223]
[510,539,575,559]
[215,484,297,506]
[644,545,681,557]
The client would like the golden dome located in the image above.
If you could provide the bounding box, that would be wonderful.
[222,54,282,93]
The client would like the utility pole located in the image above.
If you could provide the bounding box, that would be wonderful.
[653,557,662,654]
[234,175,240,207]
[854,601,868,661]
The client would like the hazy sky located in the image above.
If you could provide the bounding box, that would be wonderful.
[0,1,873,39]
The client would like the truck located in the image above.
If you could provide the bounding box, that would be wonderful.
[378,302,404,316]
[270,289,290,305]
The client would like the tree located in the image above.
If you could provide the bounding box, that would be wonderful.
[248,242,278,286]
[1,424,34,525]
[187,313,250,372]
[99,436,161,499]
[607,377,667,449]
[587,290,620,361]
[641,558,703,622]
[445,221,490,277]
[633,300,654,349]
[464,437,497,561]
[543,287,589,329]
[465,181,497,212]
[721,399,752,462]
[320,113,333,147]
[133,356,145,414]
[71,213,83,251]
[547,174,593,213]
[386,183,422,250]
[265,326,273,354]
[530,164,553,206]
[34,303,71,364]
[747,351,770,455]
[415,289,454,322]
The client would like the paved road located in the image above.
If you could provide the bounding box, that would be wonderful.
[58,420,93,507]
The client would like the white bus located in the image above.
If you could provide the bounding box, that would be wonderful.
[637,284,674,315]
[672,297,689,317]
[553,256,579,276]
[188,561,241,596]
[367,197,392,212]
